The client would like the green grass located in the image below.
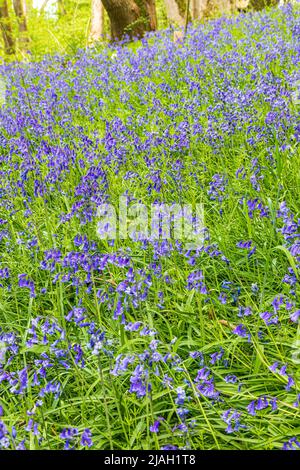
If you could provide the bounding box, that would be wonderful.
[0,5,299,450]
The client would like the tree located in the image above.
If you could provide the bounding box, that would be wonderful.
[164,0,185,26]
[89,0,105,43]
[101,0,157,41]
[190,0,201,20]
[0,0,15,54]
[164,0,245,30]
[186,0,234,21]
[190,0,209,19]
[13,0,29,49]
[234,0,250,11]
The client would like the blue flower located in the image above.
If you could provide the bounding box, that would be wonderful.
[150,417,164,433]
[80,428,93,447]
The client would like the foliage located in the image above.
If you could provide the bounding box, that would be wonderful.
[0,0,171,59]
[0,5,300,450]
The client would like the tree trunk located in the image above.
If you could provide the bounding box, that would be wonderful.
[0,0,15,55]
[190,0,208,19]
[175,0,188,18]
[164,0,185,25]
[234,0,250,10]
[145,0,157,30]
[101,0,157,41]
[192,0,233,19]
[89,0,104,43]
[190,0,201,19]
[13,0,29,48]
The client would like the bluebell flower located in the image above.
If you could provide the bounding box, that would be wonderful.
[290,310,300,323]
[285,376,295,391]
[233,324,248,338]
[80,428,93,447]
[282,437,300,450]
[224,374,238,384]
[150,417,164,433]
